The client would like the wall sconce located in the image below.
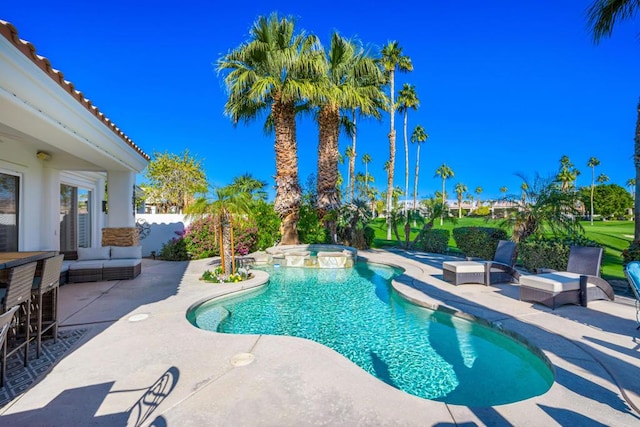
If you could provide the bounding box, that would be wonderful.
[102,200,108,213]
[36,151,51,161]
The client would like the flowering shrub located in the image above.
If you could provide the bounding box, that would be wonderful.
[234,225,258,255]
[158,231,188,261]
[183,217,260,259]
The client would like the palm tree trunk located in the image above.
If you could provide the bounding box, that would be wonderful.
[440,179,445,226]
[230,224,236,275]
[413,143,420,226]
[317,104,341,243]
[350,111,357,203]
[590,167,595,226]
[386,70,396,241]
[403,111,409,216]
[273,98,301,245]
[221,214,233,275]
[635,99,640,240]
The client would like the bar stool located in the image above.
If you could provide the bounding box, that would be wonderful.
[31,254,64,358]
[0,261,37,372]
[0,306,19,387]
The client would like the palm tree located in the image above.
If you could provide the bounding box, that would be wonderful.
[502,175,582,243]
[627,178,636,198]
[411,125,427,224]
[217,13,323,244]
[228,173,268,201]
[500,186,508,200]
[397,84,420,215]
[475,186,483,209]
[597,173,610,184]
[520,182,528,205]
[455,182,468,218]
[587,0,640,238]
[187,187,251,275]
[435,164,454,225]
[316,33,385,241]
[556,155,578,192]
[587,157,600,225]
[380,41,413,239]
[344,146,355,203]
[362,153,372,191]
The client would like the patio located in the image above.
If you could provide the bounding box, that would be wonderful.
[0,249,639,425]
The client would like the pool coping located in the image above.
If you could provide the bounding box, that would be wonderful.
[1,249,639,425]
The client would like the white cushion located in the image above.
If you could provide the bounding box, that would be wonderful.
[103,259,141,268]
[77,246,111,261]
[442,261,485,274]
[69,260,104,270]
[519,272,581,293]
[110,245,142,259]
[61,260,74,272]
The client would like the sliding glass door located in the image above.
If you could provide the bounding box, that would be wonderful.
[0,172,19,252]
[60,184,92,251]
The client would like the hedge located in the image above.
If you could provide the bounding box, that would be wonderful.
[413,229,450,254]
[518,235,601,273]
[452,227,508,260]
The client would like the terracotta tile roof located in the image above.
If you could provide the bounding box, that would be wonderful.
[0,20,149,161]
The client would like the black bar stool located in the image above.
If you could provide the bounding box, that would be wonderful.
[31,254,64,358]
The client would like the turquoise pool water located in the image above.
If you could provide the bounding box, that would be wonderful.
[189,262,554,405]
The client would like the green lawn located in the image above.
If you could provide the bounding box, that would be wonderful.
[370,217,634,280]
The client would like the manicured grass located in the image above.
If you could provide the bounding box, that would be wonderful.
[370,217,633,280]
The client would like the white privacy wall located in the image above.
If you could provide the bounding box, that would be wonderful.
[135,214,191,257]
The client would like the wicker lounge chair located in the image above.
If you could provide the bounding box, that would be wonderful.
[442,240,519,286]
[519,246,614,309]
[623,261,640,329]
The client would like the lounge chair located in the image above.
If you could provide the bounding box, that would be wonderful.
[442,240,519,286]
[623,261,640,329]
[519,246,614,309]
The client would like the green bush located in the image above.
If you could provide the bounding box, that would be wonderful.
[473,206,491,216]
[251,200,281,250]
[363,226,375,248]
[518,236,601,273]
[298,203,327,244]
[622,240,640,266]
[184,216,219,259]
[413,229,450,254]
[452,227,508,260]
[159,235,188,261]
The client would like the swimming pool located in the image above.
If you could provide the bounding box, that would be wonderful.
[189,262,554,406]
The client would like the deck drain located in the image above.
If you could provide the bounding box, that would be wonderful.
[128,313,149,322]
[230,352,255,367]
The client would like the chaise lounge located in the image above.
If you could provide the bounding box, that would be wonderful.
[519,246,614,309]
[442,240,519,286]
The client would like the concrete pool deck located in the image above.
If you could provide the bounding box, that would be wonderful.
[1,249,640,425]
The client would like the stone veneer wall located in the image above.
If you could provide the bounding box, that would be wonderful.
[102,227,139,247]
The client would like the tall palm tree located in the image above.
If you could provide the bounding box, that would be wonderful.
[362,153,372,192]
[587,157,600,225]
[556,155,578,192]
[217,13,323,244]
[397,83,420,215]
[475,186,483,209]
[521,182,529,205]
[228,173,268,201]
[344,146,355,203]
[316,33,385,241]
[380,41,413,239]
[587,0,640,238]
[411,125,427,222]
[435,164,454,225]
[455,182,468,218]
[500,186,508,200]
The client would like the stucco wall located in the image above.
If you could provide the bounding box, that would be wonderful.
[135,214,192,257]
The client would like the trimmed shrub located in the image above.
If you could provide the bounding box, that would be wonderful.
[252,201,281,250]
[363,226,375,248]
[473,206,491,216]
[452,227,508,260]
[414,229,450,254]
[518,236,601,273]
[298,203,327,244]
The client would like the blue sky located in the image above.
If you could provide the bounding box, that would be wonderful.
[4,1,639,201]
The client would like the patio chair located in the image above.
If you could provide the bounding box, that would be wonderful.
[519,246,614,309]
[623,261,640,329]
[31,254,64,358]
[0,306,18,387]
[442,240,519,286]
[0,261,37,370]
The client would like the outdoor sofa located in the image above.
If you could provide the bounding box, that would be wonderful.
[61,246,142,283]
